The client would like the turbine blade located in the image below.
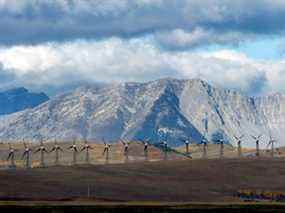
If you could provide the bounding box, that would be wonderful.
[7,152,12,160]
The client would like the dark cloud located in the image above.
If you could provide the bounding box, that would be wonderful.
[0,0,285,47]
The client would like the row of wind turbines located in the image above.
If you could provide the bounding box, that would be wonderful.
[5,133,280,169]
[185,133,279,160]
[7,140,94,169]
[5,139,150,169]
[195,112,280,159]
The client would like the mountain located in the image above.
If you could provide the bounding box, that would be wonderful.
[0,79,283,147]
[0,87,49,115]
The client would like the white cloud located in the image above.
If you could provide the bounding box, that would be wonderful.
[200,50,251,63]
[0,38,285,95]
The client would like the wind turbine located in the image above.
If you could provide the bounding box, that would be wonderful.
[102,138,111,163]
[215,138,224,159]
[267,134,277,158]
[80,139,93,164]
[136,138,150,161]
[34,139,48,167]
[234,135,244,158]
[160,140,168,160]
[157,129,169,160]
[251,134,262,157]
[197,136,208,159]
[144,141,149,158]
[49,140,63,165]
[120,139,130,163]
[7,143,17,168]
[68,139,78,165]
[22,140,32,169]
[184,139,190,155]
[141,138,150,161]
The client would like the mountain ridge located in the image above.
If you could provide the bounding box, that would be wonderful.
[0,78,284,147]
[0,87,49,116]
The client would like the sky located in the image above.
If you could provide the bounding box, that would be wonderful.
[0,0,285,96]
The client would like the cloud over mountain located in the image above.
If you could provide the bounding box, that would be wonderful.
[0,39,285,95]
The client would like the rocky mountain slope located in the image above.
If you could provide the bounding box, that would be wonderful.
[0,79,283,147]
[0,87,49,115]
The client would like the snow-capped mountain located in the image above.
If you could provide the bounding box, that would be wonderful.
[0,79,284,147]
[0,87,49,115]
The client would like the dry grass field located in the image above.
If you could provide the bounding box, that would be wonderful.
[1,141,285,212]
[0,158,285,203]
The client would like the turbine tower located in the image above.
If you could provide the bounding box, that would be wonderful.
[34,139,48,167]
[215,139,224,159]
[50,140,63,165]
[22,140,32,169]
[202,112,209,133]
[102,139,111,164]
[157,129,169,160]
[201,112,209,159]
[234,135,244,158]
[198,136,208,159]
[183,139,190,155]
[121,139,129,163]
[142,139,149,161]
[69,139,78,165]
[251,134,262,157]
[81,139,93,164]
[7,143,17,168]
[161,140,168,160]
[202,139,207,159]
[267,134,276,158]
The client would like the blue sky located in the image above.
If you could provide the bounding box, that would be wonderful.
[202,37,283,60]
[234,38,283,60]
[0,0,285,95]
